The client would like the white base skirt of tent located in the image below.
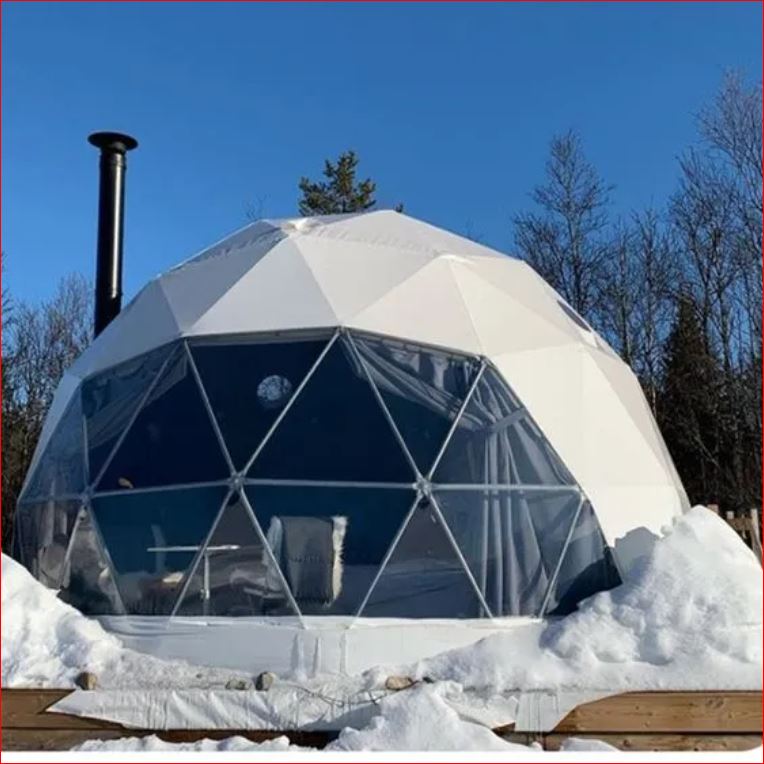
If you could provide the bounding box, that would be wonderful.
[97,615,544,676]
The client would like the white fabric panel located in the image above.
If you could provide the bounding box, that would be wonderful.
[298,235,433,322]
[585,347,689,509]
[350,257,484,355]
[187,239,338,336]
[69,281,180,380]
[159,229,286,332]
[302,210,505,260]
[446,259,580,355]
[491,345,681,548]
[465,258,582,339]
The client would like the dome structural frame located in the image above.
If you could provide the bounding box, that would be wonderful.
[14,210,688,670]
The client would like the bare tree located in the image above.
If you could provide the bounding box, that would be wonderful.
[2,273,92,551]
[513,130,613,319]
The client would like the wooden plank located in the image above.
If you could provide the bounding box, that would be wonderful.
[2,729,128,751]
[544,733,763,752]
[1,728,333,751]
[554,691,762,734]
[2,689,123,731]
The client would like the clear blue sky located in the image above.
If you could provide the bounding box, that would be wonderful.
[2,2,761,304]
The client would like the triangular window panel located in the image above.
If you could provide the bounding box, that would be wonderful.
[90,486,228,615]
[249,338,413,482]
[97,346,229,490]
[21,395,86,502]
[359,498,489,619]
[190,337,328,470]
[245,485,416,615]
[543,500,621,616]
[13,500,82,589]
[82,345,171,484]
[175,492,299,618]
[58,506,123,615]
[436,488,580,616]
[350,333,480,475]
[433,366,574,485]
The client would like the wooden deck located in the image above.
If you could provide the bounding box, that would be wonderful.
[2,688,761,751]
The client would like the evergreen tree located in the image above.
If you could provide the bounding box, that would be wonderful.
[298,151,377,216]
[657,293,723,506]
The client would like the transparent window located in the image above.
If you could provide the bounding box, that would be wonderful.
[90,486,228,615]
[245,485,415,615]
[360,498,488,619]
[190,338,328,470]
[97,347,229,490]
[434,367,573,485]
[14,500,82,588]
[436,489,581,616]
[249,338,414,482]
[58,506,123,615]
[544,500,621,616]
[175,493,299,618]
[20,395,86,502]
[82,345,170,483]
[351,334,478,475]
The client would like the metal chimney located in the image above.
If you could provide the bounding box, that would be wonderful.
[88,131,138,336]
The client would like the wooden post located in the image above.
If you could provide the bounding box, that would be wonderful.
[746,508,762,564]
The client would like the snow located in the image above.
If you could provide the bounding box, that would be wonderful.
[1,554,232,689]
[326,682,534,751]
[72,734,304,752]
[4,507,761,694]
[399,507,762,691]
[558,737,619,751]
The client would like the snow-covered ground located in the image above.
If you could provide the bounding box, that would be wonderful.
[3,506,761,751]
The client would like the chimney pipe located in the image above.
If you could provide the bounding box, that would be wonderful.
[88,131,138,336]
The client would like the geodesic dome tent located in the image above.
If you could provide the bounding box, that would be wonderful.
[14,211,688,633]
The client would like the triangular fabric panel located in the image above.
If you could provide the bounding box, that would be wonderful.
[90,486,229,615]
[58,505,124,616]
[543,500,621,616]
[20,393,86,502]
[82,344,172,484]
[350,332,480,475]
[435,489,580,616]
[249,338,414,482]
[350,258,484,355]
[299,235,434,323]
[175,492,299,618]
[71,280,181,381]
[190,337,329,471]
[359,499,488,619]
[187,239,339,337]
[434,365,574,486]
[245,485,417,616]
[97,346,229,490]
[447,259,580,356]
[158,227,287,333]
[13,500,82,589]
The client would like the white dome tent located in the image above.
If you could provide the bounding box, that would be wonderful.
[14,210,688,673]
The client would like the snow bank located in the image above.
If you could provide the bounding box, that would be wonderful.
[327,682,533,751]
[405,507,762,691]
[1,554,232,689]
[72,734,303,752]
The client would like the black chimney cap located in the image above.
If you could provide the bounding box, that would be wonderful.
[88,131,138,153]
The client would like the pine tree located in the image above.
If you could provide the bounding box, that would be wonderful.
[298,151,377,216]
[657,293,723,506]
